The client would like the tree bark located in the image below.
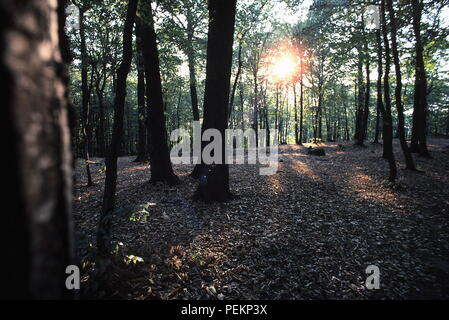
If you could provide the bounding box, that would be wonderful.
[299,57,304,145]
[140,1,179,185]
[194,0,237,203]
[354,46,366,146]
[410,0,430,157]
[134,21,149,162]
[294,83,299,144]
[2,0,74,299]
[363,40,371,141]
[229,38,244,120]
[186,5,200,122]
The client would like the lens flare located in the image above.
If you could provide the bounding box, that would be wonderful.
[264,47,302,85]
[271,55,297,81]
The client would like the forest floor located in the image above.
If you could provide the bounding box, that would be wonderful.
[74,138,449,299]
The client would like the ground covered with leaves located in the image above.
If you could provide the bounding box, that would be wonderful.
[74,139,449,299]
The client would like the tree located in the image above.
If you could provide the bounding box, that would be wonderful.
[386,0,417,170]
[88,1,123,158]
[133,20,149,162]
[3,0,74,298]
[139,0,179,185]
[409,0,430,157]
[194,0,237,202]
[379,0,397,183]
[97,0,138,254]
[158,0,207,123]
[74,1,94,186]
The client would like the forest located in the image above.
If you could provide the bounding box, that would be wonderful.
[3,0,449,301]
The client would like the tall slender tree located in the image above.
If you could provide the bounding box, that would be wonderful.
[386,0,417,170]
[186,3,201,122]
[74,1,94,186]
[97,0,138,254]
[380,0,397,183]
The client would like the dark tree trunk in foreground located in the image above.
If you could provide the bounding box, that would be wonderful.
[139,1,179,185]
[2,0,74,299]
[194,0,237,202]
[380,0,397,183]
[386,0,416,170]
[98,0,138,254]
[134,21,149,162]
[410,0,430,157]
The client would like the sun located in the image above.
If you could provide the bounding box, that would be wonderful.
[272,55,296,80]
[265,50,301,84]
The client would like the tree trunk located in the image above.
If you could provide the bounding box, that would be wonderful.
[299,59,304,145]
[373,96,381,143]
[354,46,366,146]
[252,69,259,147]
[194,0,237,203]
[294,83,299,144]
[98,0,138,254]
[2,0,74,299]
[410,0,430,157]
[139,1,179,185]
[134,21,148,162]
[96,88,106,157]
[78,6,94,186]
[386,0,416,170]
[315,83,323,143]
[186,6,200,122]
[240,81,245,130]
[380,0,398,183]
[363,39,371,141]
[229,38,243,120]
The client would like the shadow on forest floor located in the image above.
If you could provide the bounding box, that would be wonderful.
[73,138,449,299]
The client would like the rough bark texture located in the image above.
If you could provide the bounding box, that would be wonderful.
[194,0,237,203]
[2,0,74,299]
[98,0,138,254]
[139,1,179,185]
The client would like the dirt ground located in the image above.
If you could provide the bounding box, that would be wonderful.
[73,138,449,299]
